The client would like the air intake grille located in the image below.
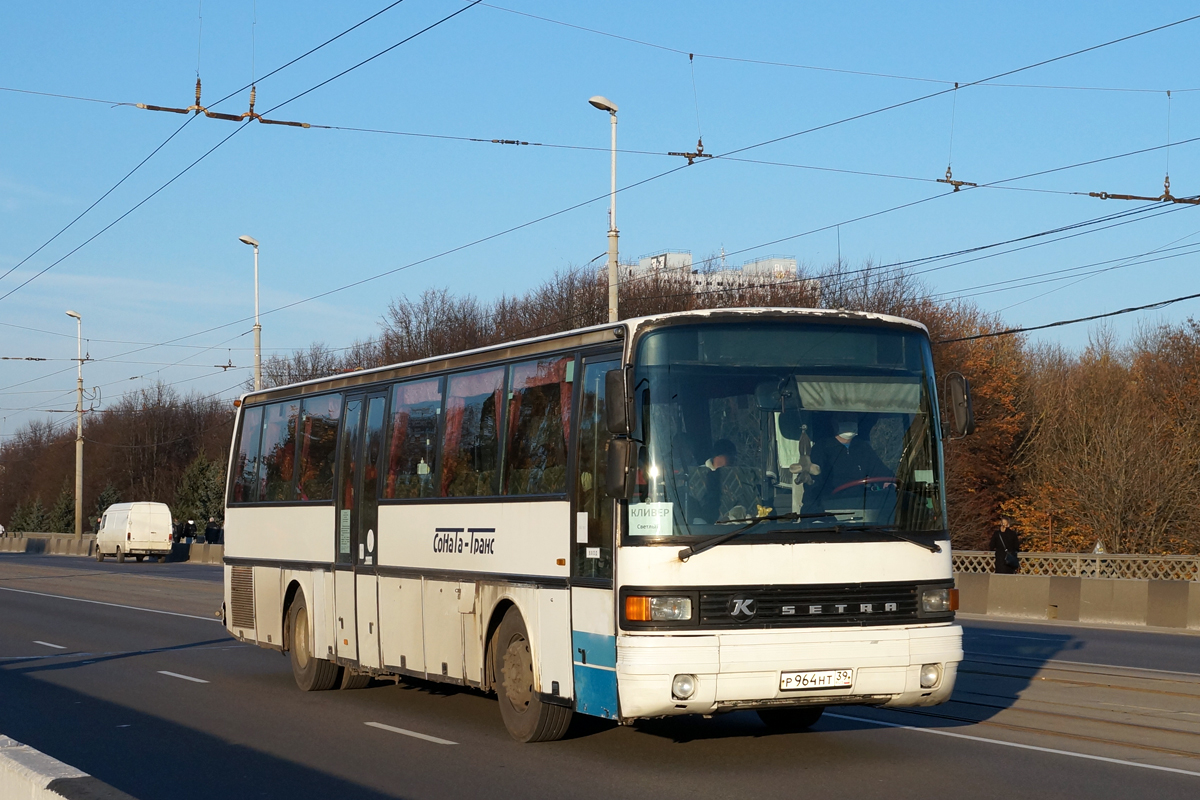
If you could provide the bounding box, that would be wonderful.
[230,566,255,630]
[699,581,927,629]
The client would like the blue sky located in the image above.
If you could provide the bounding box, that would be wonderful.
[3,1,1200,436]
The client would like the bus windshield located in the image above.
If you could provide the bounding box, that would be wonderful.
[627,320,944,541]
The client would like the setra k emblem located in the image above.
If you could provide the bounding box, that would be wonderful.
[729,596,756,621]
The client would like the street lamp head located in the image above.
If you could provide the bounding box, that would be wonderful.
[238,235,259,247]
[588,95,618,114]
[65,310,81,320]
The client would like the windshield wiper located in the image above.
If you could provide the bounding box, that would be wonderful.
[834,524,942,553]
[677,512,839,561]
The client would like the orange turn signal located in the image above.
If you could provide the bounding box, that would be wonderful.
[948,588,960,611]
[625,595,651,622]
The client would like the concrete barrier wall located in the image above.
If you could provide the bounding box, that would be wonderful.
[0,733,137,799]
[0,535,222,565]
[955,572,1200,630]
[0,536,95,557]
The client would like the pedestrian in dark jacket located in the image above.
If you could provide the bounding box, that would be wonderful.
[991,515,1020,574]
[204,517,221,545]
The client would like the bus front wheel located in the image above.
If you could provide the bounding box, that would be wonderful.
[287,592,340,691]
[494,608,572,743]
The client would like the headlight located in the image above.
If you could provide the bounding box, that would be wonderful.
[920,663,943,689]
[625,595,693,622]
[921,587,958,613]
[672,673,697,700]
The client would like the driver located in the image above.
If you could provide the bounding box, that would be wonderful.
[805,416,891,510]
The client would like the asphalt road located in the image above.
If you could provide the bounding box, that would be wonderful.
[2,553,1199,800]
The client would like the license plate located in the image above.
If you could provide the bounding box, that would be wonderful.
[780,669,853,691]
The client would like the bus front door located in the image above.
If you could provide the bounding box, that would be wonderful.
[356,393,387,670]
[570,356,620,719]
[334,392,388,669]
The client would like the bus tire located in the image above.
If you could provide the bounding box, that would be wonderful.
[757,705,825,731]
[339,668,371,690]
[287,592,339,691]
[95,548,104,562]
[494,607,572,743]
[116,548,125,564]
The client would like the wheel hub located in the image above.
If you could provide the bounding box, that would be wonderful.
[501,635,533,711]
[294,612,310,669]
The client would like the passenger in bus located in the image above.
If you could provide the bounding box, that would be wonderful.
[686,439,758,523]
[805,416,892,510]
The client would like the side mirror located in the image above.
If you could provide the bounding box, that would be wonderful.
[754,380,783,411]
[946,372,976,437]
[604,368,630,435]
[605,438,636,500]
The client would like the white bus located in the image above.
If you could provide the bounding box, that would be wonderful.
[222,308,971,742]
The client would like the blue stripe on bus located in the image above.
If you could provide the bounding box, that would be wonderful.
[571,630,616,669]
[573,662,618,719]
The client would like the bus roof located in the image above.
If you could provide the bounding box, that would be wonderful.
[240,306,928,405]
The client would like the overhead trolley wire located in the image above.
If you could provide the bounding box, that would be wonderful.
[0,0,415,292]
[0,0,479,306]
[938,290,1200,344]
[481,3,1200,95]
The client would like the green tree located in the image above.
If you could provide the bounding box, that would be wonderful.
[22,497,50,533]
[8,500,30,533]
[174,455,226,527]
[48,485,74,534]
[93,483,120,530]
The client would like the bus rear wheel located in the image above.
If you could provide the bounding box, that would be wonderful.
[116,548,124,564]
[287,592,340,691]
[757,705,825,731]
[494,608,572,743]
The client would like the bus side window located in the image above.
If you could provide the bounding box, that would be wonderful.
[260,401,301,502]
[441,367,506,497]
[231,406,264,504]
[504,356,573,495]
[384,377,443,499]
[574,358,620,579]
[297,394,343,502]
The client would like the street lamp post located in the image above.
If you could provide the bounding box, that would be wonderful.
[65,310,83,540]
[238,235,261,391]
[589,96,619,323]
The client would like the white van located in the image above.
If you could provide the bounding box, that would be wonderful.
[96,502,173,563]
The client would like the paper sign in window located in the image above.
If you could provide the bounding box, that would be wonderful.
[629,502,674,537]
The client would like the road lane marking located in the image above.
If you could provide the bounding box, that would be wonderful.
[0,586,218,622]
[826,712,1200,778]
[364,721,457,745]
[157,670,208,684]
[33,641,66,649]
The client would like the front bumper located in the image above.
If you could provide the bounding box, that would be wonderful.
[616,623,962,719]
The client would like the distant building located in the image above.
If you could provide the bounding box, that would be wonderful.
[625,250,809,292]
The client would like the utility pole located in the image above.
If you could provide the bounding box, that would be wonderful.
[589,96,620,322]
[66,310,83,539]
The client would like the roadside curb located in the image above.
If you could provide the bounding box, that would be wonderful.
[0,735,137,799]
[957,611,1200,638]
